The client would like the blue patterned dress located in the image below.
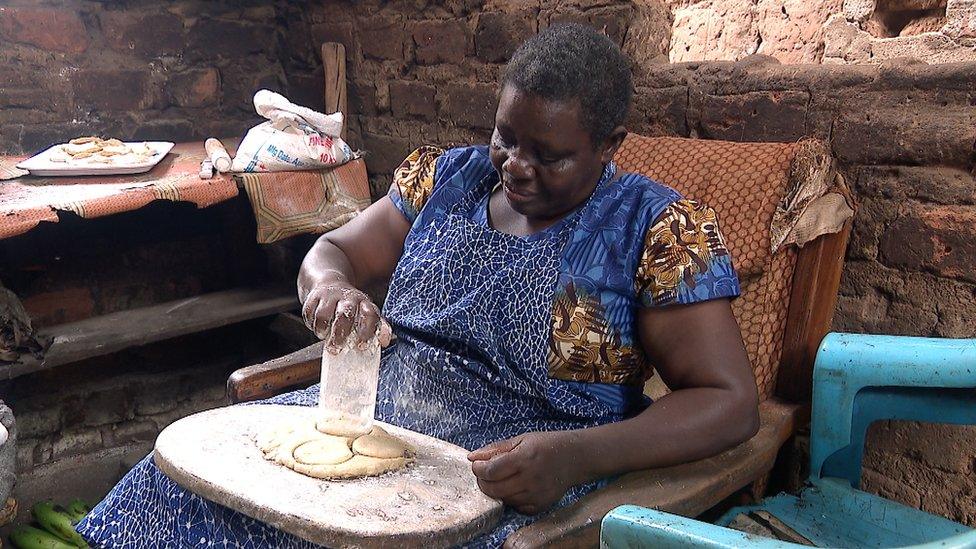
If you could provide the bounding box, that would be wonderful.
[77,146,739,548]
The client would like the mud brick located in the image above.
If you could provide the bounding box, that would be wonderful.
[362,132,412,176]
[72,69,152,111]
[441,83,498,129]
[475,12,534,63]
[100,10,184,58]
[390,81,437,119]
[0,7,89,54]
[361,17,404,60]
[412,20,469,65]
[167,68,220,108]
[187,18,274,59]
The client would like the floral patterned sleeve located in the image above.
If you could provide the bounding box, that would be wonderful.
[635,199,741,307]
[387,146,445,223]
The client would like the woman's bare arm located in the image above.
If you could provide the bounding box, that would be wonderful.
[298,196,411,347]
[572,298,760,477]
[469,298,759,514]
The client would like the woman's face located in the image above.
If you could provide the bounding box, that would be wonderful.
[489,84,619,223]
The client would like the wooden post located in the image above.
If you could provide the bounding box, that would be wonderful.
[776,220,852,403]
[322,42,348,141]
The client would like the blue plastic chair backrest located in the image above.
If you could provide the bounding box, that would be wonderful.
[809,333,976,486]
[821,386,976,487]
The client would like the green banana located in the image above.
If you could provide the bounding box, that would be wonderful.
[9,525,78,549]
[30,502,88,547]
[64,500,90,523]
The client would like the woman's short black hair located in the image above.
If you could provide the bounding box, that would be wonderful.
[502,22,632,145]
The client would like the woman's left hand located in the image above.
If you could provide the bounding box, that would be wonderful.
[467,431,583,515]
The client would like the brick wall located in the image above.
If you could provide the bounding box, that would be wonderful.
[0,1,297,155]
[666,0,976,65]
[623,59,976,523]
[0,0,664,198]
[0,197,301,503]
[1,0,974,526]
[293,0,664,196]
[623,59,976,343]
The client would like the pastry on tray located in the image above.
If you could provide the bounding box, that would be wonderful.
[50,136,158,165]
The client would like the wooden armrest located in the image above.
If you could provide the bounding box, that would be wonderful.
[504,399,801,549]
[227,341,324,403]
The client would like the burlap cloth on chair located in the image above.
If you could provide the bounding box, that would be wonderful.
[236,158,372,244]
[615,135,851,399]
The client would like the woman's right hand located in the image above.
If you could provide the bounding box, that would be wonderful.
[301,281,392,353]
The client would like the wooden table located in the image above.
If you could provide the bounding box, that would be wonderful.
[0,141,303,380]
[0,142,238,241]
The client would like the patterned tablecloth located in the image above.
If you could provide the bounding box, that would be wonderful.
[0,142,239,240]
[0,142,374,244]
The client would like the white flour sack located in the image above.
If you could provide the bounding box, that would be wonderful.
[231,89,356,172]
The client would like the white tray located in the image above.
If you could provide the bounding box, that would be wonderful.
[16,141,175,176]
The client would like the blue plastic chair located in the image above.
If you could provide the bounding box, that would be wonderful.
[601,333,976,548]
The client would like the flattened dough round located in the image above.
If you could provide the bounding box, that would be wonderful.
[294,437,354,465]
[292,455,410,479]
[353,432,410,459]
[256,423,296,453]
[316,416,370,437]
[258,418,414,479]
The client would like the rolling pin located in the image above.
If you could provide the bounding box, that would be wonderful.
[205,138,233,173]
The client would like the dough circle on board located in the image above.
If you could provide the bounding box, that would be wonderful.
[316,416,371,438]
[294,438,354,465]
[258,420,413,479]
[353,428,411,459]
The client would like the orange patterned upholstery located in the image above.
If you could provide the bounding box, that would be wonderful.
[615,135,825,400]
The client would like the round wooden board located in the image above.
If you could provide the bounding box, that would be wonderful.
[154,404,503,548]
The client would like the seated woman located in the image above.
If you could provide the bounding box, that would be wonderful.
[78,23,759,548]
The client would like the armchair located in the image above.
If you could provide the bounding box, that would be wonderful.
[227,134,855,547]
